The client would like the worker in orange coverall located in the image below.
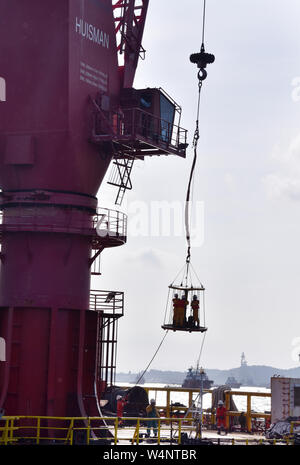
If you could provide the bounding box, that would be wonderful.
[191,295,200,327]
[117,395,127,426]
[178,294,188,327]
[172,293,181,326]
[216,400,227,435]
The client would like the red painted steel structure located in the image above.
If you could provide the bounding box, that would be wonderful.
[0,0,140,419]
[0,0,185,421]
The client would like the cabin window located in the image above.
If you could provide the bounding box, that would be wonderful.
[140,92,152,109]
[160,94,175,143]
[0,77,6,102]
[0,337,5,361]
[294,386,300,406]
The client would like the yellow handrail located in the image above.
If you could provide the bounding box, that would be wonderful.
[290,420,300,435]
[0,415,198,445]
[224,390,271,432]
[142,385,271,431]
[0,383,272,447]
[0,413,284,446]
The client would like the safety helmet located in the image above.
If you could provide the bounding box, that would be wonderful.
[116,395,122,400]
[218,400,224,405]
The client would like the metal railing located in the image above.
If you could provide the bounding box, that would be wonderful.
[0,206,127,246]
[141,385,271,433]
[89,289,124,317]
[0,415,202,446]
[121,107,187,152]
[93,107,187,157]
[0,414,296,446]
[94,207,127,240]
[224,390,271,432]
[0,387,275,446]
[290,420,300,434]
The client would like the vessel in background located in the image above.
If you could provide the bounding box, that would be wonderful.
[225,376,242,389]
[182,366,214,389]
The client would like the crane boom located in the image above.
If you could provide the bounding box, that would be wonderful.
[113,0,149,88]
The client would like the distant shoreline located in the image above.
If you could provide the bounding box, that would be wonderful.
[116,365,300,388]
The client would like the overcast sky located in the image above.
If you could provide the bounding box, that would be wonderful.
[94,0,300,374]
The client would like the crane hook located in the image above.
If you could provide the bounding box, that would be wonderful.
[198,68,207,81]
[190,44,215,81]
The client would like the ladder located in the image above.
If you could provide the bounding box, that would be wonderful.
[107,157,135,205]
[171,390,203,441]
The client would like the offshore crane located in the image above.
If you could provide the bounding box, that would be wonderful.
[0,0,187,428]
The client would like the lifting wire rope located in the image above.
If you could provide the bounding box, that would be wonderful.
[185,0,214,273]
[135,331,169,386]
[135,0,214,387]
[182,0,214,365]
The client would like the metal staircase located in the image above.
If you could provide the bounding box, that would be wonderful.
[107,156,135,205]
